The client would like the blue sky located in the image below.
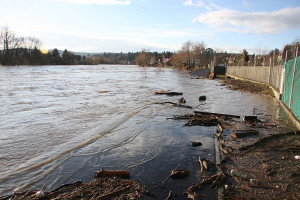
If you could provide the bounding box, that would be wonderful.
[1,0,300,53]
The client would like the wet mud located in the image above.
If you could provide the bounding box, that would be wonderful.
[219,76,274,97]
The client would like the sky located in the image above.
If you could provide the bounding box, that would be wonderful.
[1,0,300,53]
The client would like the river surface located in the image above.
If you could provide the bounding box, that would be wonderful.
[0,65,286,198]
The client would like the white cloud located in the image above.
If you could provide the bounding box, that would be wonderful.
[183,0,220,11]
[49,0,131,5]
[193,7,300,34]
[183,0,193,6]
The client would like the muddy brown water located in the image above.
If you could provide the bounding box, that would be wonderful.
[0,65,289,198]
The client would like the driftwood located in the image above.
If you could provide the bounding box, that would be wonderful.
[156,102,192,109]
[170,169,189,178]
[243,115,258,122]
[0,177,144,200]
[239,131,300,151]
[162,163,183,185]
[97,185,131,199]
[188,174,219,192]
[199,156,204,173]
[94,168,130,179]
[202,160,208,170]
[210,172,225,189]
[194,111,240,119]
[155,91,183,96]
[217,124,223,134]
[51,180,82,193]
[165,190,173,200]
[231,129,259,139]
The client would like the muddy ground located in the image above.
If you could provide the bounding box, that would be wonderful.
[218,76,274,97]
[222,131,300,200]
[215,76,300,199]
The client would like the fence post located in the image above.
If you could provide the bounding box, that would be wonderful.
[268,58,272,84]
[289,47,299,108]
[284,50,288,103]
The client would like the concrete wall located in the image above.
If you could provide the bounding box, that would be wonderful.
[226,65,283,91]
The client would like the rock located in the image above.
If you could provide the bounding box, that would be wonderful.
[199,96,206,101]
[178,97,186,104]
[192,141,202,147]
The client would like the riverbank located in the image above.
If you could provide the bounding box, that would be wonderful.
[214,75,300,199]
[216,75,274,97]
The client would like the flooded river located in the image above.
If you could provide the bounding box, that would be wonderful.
[0,65,284,198]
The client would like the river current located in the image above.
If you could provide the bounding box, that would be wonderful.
[0,65,285,197]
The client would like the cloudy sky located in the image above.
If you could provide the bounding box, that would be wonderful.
[1,0,300,53]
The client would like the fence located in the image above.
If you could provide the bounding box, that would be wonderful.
[226,57,300,122]
[281,56,300,121]
[226,65,283,91]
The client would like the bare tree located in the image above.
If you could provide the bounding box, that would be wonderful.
[192,41,206,67]
[181,40,193,68]
[23,36,42,50]
[1,26,18,65]
[135,49,150,67]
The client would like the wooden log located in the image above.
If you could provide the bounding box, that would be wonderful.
[188,174,218,192]
[194,111,240,119]
[170,169,189,178]
[155,91,183,96]
[199,156,204,173]
[243,115,258,122]
[210,172,224,189]
[163,101,193,109]
[217,124,223,134]
[94,168,130,179]
[231,129,259,139]
[202,160,208,170]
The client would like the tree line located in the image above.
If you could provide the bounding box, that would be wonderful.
[0,26,173,66]
[168,40,300,70]
[1,26,299,68]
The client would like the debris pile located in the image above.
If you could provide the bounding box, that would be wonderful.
[0,176,144,200]
[172,108,300,199]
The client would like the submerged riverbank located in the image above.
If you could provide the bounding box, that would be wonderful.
[0,65,297,199]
